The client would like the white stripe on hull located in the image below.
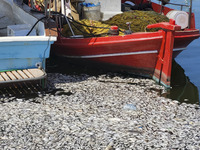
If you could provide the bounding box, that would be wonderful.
[173,47,186,51]
[63,47,187,59]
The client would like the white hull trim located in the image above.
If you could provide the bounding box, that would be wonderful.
[173,47,187,51]
[0,36,57,42]
[63,47,187,59]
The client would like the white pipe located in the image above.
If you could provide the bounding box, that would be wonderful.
[61,0,65,15]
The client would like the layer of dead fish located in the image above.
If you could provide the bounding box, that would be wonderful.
[0,73,199,149]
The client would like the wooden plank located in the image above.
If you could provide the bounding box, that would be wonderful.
[28,69,45,78]
[1,72,10,81]
[17,70,28,79]
[0,74,5,81]
[23,70,34,78]
[6,72,17,80]
[11,71,23,80]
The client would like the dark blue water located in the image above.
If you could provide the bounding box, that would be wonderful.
[171,0,200,104]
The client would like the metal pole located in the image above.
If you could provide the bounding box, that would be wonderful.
[65,16,75,36]
[45,0,48,17]
[31,0,34,8]
[188,0,192,29]
[63,0,67,16]
[160,4,163,14]
[48,0,51,18]
[55,0,57,12]
[59,16,62,32]
[55,0,59,29]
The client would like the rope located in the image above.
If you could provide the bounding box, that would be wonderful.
[26,16,47,36]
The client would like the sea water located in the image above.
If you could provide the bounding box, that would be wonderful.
[170,0,200,104]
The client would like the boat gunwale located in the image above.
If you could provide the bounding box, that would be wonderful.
[58,28,199,41]
[175,29,199,33]
[58,30,164,41]
[0,36,57,42]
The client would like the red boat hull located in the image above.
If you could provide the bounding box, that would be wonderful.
[51,29,199,76]
[52,31,162,75]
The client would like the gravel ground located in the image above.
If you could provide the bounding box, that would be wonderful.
[0,73,199,149]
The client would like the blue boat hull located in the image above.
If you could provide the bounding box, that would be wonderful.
[0,39,54,71]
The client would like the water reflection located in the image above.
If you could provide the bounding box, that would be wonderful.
[161,60,199,105]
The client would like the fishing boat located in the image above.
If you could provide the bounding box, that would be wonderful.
[0,0,56,87]
[50,0,199,88]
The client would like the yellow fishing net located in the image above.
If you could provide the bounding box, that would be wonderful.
[62,19,125,37]
[62,10,169,37]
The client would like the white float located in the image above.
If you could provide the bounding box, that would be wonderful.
[166,10,189,29]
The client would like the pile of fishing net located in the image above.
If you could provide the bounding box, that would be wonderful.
[61,19,124,37]
[104,10,169,32]
[62,10,169,37]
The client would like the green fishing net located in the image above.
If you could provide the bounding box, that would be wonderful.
[62,10,169,37]
[104,10,169,32]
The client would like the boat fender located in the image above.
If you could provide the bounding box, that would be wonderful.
[166,10,189,29]
[108,26,119,36]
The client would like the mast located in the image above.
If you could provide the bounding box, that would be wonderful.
[188,0,192,29]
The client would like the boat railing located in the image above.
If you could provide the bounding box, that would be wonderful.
[167,0,192,29]
[167,2,190,11]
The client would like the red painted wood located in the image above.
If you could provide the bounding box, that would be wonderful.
[147,19,181,87]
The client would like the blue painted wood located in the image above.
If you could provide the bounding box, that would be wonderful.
[0,40,54,71]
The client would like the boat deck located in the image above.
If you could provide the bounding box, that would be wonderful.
[0,68,46,84]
